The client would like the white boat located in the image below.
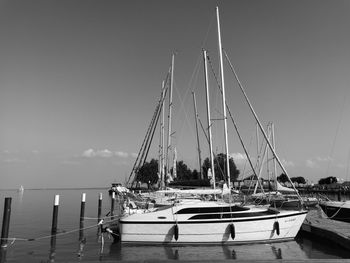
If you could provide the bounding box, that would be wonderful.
[119,200,307,244]
[117,6,307,244]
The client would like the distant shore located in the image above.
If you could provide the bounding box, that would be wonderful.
[0,187,108,191]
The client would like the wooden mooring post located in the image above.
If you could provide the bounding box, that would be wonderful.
[97,193,102,224]
[51,195,59,236]
[49,194,59,262]
[111,192,115,220]
[79,193,86,242]
[1,197,12,248]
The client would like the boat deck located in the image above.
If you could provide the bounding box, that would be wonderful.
[302,207,350,250]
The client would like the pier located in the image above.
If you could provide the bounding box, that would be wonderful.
[302,208,350,250]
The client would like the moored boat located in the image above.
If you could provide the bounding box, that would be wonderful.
[319,200,350,223]
[116,6,308,245]
[119,200,307,244]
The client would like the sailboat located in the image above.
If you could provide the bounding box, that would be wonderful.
[117,7,307,244]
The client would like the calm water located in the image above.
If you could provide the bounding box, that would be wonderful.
[0,189,350,262]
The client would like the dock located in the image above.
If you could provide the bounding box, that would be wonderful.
[302,207,350,250]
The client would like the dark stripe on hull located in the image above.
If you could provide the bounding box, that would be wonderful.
[120,237,296,245]
[119,211,307,225]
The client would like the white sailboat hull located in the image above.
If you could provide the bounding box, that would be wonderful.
[119,202,307,244]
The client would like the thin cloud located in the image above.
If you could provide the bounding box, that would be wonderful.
[2,158,26,163]
[98,149,114,158]
[282,159,295,167]
[230,152,248,163]
[82,149,131,158]
[316,156,333,162]
[115,151,129,158]
[306,159,317,169]
[306,156,333,169]
[82,149,96,158]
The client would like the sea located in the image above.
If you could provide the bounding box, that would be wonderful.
[0,188,350,262]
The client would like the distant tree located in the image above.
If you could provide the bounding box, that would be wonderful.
[135,159,159,185]
[290,176,306,185]
[202,153,240,183]
[176,161,192,181]
[277,173,289,183]
[192,169,200,180]
[318,176,338,185]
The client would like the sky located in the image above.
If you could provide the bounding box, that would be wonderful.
[1,0,350,189]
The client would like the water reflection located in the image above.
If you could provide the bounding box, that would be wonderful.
[0,247,7,263]
[105,240,309,261]
[17,190,24,207]
[2,189,350,262]
[49,235,56,262]
[271,245,282,259]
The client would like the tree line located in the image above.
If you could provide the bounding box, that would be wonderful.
[134,153,240,187]
[135,154,337,188]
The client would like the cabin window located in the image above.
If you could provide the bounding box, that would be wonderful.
[176,206,249,214]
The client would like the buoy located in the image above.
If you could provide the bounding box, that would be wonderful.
[174,224,179,241]
[229,223,235,240]
[274,221,280,236]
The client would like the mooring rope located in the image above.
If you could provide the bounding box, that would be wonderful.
[0,214,120,246]
[325,202,347,220]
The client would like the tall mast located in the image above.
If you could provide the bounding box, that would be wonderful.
[160,81,166,189]
[158,82,163,186]
[192,92,203,179]
[271,123,278,190]
[203,49,216,189]
[216,6,231,188]
[165,54,175,183]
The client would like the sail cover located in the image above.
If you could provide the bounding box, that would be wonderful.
[276,180,297,193]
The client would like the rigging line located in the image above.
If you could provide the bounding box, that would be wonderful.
[172,65,208,162]
[198,118,210,144]
[127,77,170,186]
[142,87,168,169]
[174,49,206,148]
[189,50,205,94]
[206,51,225,154]
[200,11,216,51]
[239,133,254,181]
[207,53,259,182]
[223,49,301,199]
[167,52,201,158]
[172,80,196,146]
[326,94,347,177]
